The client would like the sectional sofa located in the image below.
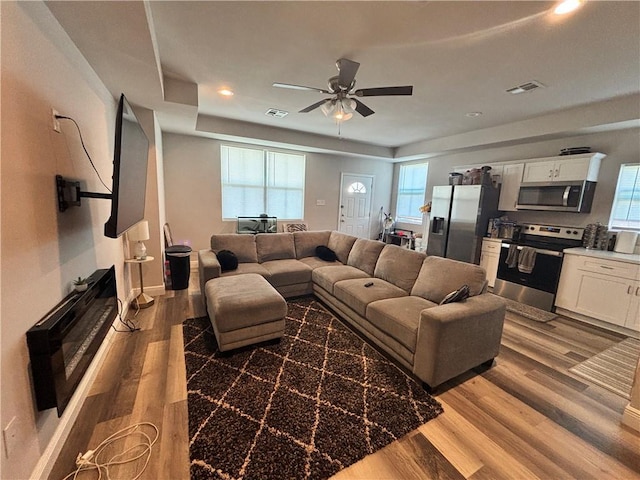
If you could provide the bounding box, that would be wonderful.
[198,230,506,390]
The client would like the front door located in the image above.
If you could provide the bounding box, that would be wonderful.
[338,174,373,238]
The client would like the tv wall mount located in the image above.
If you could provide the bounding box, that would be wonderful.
[56,175,112,212]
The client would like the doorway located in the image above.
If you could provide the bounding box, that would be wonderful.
[338,173,374,238]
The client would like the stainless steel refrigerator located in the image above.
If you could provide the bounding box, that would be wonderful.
[426,185,500,264]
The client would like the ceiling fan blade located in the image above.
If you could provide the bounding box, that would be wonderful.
[337,58,360,90]
[353,99,375,117]
[354,86,413,97]
[299,99,331,113]
[273,82,330,94]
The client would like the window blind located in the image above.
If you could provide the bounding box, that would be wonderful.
[609,163,640,232]
[396,162,429,224]
[221,145,305,220]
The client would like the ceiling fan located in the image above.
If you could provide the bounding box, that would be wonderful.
[273,58,413,122]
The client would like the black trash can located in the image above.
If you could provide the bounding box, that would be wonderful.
[166,245,192,290]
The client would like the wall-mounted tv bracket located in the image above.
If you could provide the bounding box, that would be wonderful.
[56,175,112,212]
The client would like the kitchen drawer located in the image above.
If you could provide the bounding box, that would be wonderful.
[576,256,640,281]
[481,239,502,253]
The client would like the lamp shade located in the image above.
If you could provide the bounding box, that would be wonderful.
[128,220,149,242]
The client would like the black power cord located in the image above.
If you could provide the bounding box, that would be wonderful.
[112,298,140,333]
[55,114,112,193]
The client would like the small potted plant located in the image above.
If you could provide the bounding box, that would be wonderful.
[73,276,89,293]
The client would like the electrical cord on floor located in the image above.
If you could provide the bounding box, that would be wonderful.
[55,115,112,194]
[111,298,140,333]
[61,422,159,480]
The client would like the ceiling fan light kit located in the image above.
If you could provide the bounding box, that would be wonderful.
[273,58,413,124]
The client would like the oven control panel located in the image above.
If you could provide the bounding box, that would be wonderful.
[520,224,584,240]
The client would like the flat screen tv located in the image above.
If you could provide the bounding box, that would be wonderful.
[104,94,149,238]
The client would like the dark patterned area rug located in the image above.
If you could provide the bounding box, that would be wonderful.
[183,297,443,480]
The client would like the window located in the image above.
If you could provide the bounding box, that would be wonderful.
[221,145,305,220]
[609,163,640,232]
[347,182,367,193]
[395,162,429,224]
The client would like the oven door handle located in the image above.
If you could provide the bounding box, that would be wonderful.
[501,243,564,257]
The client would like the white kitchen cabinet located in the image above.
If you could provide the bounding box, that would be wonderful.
[521,154,602,183]
[498,163,524,211]
[556,252,640,333]
[480,238,501,288]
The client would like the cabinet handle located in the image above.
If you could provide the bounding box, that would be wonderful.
[549,169,553,178]
[600,265,614,270]
[554,169,559,177]
[636,286,639,296]
[629,285,633,294]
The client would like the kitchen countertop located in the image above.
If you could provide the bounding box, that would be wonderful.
[563,247,640,265]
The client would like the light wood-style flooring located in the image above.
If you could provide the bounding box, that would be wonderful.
[49,270,640,479]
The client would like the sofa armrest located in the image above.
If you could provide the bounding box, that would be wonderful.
[413,294,506,388]
[198,249,221,304]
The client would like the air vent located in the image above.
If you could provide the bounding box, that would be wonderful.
[506,80,546,95]
[265,108,289,118]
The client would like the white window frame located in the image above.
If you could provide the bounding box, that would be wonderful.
[221,145,305,221]
[609,163,640,232]
[395,162,429,225]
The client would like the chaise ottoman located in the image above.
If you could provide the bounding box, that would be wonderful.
[204,273,287,352]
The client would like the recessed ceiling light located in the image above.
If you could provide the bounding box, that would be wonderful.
[466,112,483,117]
[554,0,583,15]
[218,88,234,97]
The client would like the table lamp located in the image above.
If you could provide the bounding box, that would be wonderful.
[128,220,149,260]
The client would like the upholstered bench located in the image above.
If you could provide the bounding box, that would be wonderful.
[204,273,287,352]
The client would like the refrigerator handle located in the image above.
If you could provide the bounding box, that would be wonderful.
[431,217,445,234]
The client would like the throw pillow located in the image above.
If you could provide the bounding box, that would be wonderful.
[439,284,470,305]
[316,245,338,262]
[217,249,238,272]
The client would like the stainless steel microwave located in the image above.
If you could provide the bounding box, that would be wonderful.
[516,180,596,213]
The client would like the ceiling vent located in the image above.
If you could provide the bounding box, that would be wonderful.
[506,80,546,95]
[265,108,289,118]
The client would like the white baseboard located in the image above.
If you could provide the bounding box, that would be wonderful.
[132,283,166,297]
[30,290,135,479]
[622,404,640,432]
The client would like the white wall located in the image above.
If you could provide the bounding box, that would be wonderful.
[162,132,395,250]
[0,3,135,478]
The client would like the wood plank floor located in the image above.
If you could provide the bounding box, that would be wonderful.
[49,270,640,479]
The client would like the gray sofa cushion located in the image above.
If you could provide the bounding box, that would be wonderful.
[220,262,271,279]
[211,234,258,263]
[333,278,407,317]
[366,296,437,353]
[293,230,332,259]
[411,256,488,303]
[327,231,357,264]
[256,233,295,262]
[373,245,426,293]
[261,259,312,287]
[298,256,341,270]
[347,238,385,276]
[312,265,369,294]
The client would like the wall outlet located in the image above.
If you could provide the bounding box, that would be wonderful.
[3,416,18,459]
[52,108,61,133]
[316,199,326,206]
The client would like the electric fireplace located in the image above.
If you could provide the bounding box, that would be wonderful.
[26,266,117,416]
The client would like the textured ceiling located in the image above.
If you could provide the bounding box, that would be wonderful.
[46,1,640,157]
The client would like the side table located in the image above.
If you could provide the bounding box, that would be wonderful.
[125,256,155,308]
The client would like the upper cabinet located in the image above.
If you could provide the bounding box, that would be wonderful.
[521,153,604,183]
[498,163,524,211]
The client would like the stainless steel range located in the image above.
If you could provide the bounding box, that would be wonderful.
[493,224,584,311]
